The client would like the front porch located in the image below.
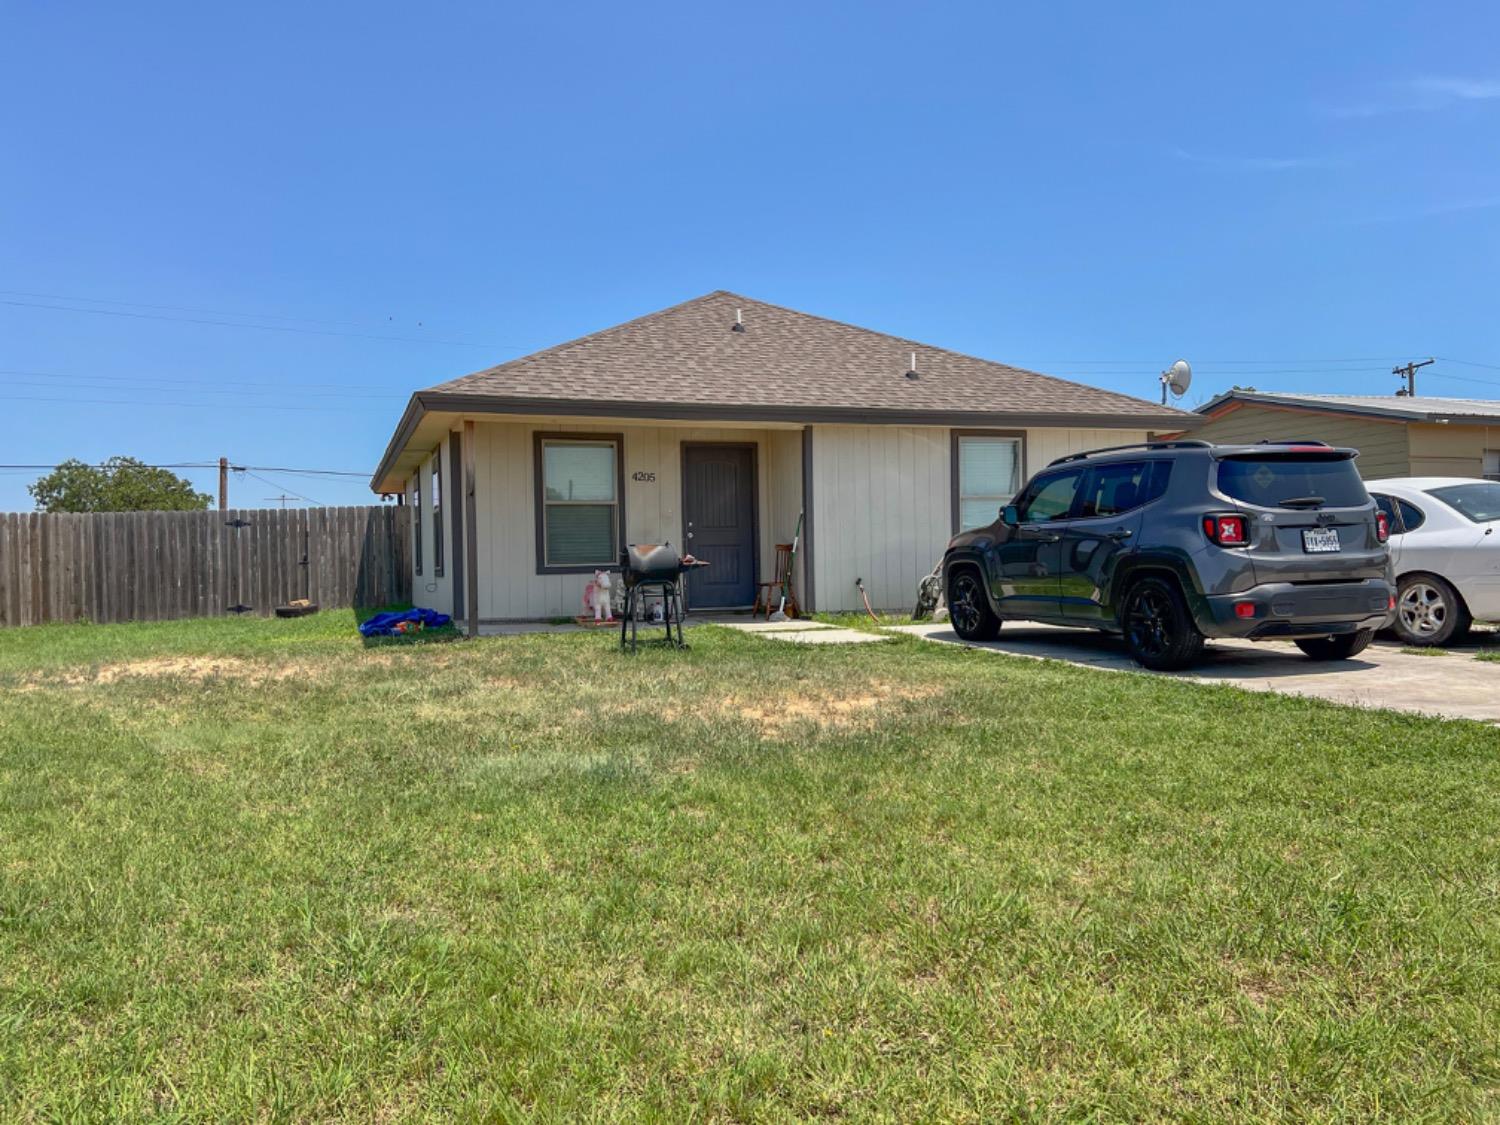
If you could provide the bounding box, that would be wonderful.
[458,416,807,627]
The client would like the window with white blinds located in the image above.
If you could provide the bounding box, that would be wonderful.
[537,437,621,568]
[956,435,1022,530]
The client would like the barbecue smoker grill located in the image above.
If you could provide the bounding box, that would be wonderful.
[618,542,705,651]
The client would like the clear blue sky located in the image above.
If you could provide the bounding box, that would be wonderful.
[3,2,1498,509]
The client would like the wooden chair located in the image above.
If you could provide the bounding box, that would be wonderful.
[752,543,800,619]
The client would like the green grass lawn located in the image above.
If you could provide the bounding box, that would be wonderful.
[1,612,1497,1121]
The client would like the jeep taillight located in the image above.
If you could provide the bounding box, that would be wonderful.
[1203,513,1248,546]
[1376,511,1390,543]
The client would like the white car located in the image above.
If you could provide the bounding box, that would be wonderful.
[1366,478,1500,645]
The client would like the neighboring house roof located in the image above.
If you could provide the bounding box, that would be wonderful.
[1196,389,1500,424]
[373,290,1195,490]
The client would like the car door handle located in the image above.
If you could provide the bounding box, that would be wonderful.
[1020,524,1060,543]
[1108,529,1133,542]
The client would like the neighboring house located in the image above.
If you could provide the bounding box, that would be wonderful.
[370,291,1194,628]
[1180,391,1500,481]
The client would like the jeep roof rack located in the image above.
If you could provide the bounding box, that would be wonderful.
[1048,439,1211,467]
[1256,438,1331,446]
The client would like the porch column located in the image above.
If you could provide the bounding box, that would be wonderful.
[801,425,815,613]
[463,420,479,638]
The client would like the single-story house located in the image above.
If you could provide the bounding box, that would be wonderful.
[1179,390,1500,481]
[370,291,1195,630]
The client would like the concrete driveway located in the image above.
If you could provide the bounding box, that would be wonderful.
[888,623,1500,724]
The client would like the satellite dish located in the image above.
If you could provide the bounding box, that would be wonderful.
[1160,359,1192,403]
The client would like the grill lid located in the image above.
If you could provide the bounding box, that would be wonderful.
[622,542,682,583]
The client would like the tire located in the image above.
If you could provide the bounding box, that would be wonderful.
[947,566,1001,641]
[1392,574,1470,647]
[1120,575,1204,670]
[1295,628,1375,661]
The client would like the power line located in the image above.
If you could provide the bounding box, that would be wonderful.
[0,366,411,396]
[0,288,413,331]
[239,469,322,506]
[1437,355,1500,373]
[0,297,529,350]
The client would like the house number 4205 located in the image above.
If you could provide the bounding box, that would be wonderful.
[631,471,656,482]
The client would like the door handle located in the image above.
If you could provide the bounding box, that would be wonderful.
[1108,529,1133,542]
[1020,524,1060,543]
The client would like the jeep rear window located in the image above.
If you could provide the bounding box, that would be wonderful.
[1427,482,1500,523]
[1215,455,1369,509]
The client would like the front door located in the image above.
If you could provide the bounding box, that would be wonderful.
[682,444,757,608]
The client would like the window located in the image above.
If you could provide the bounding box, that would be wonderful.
[954,433,1022,530]
[411,473,423,575]
[1483,450,1500,482]
[1427,482,1500,523]
[1016,468,1083,522]
[535,434,623,571]
[1215,454,1368,508]
[1077,460,1171,519]
[1396,499,1425,532]
[432,446,444,577]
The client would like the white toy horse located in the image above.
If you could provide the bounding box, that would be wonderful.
[583,570,614,622]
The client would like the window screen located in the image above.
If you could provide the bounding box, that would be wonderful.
[956,436,1021,530]
[539,438,620,567]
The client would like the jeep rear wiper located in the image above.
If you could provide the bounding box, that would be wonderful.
[1277,495,1326,509]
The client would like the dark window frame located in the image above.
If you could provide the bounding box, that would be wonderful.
[533,431,627,575]
[432,444,445,578]
[950,429,1027,533]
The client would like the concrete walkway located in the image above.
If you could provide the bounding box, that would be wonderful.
[719,619,892,644]
[888,622,1500,724]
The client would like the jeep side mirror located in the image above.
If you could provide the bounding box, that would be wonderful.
[1000,504,1019,527]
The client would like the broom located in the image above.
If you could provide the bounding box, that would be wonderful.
[768,511,803,622]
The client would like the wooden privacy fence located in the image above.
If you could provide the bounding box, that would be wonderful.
[0,506,410,627]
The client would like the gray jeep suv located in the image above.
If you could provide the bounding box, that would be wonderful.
[941,440,1395,670]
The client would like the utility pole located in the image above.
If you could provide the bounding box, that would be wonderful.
[263,494,296,509]
[219,456,229,510]
[1393,358,1434,397]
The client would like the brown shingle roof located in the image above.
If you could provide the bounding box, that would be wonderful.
[426,290,1187,422]
[372,290,1197,490]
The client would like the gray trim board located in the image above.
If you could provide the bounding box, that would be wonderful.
[532,431,628,575]
[370,391,1199,491]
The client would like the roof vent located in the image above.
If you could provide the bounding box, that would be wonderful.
[905,351,919,380]
[731,308,745,333]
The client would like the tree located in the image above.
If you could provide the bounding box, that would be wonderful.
[28,457,213,513]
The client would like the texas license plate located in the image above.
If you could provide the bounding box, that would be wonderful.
[1302,528,1341,553]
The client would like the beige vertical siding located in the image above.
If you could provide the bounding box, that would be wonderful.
[470,420,800,620]
[1406,422,1500,478]
[1186,405,1411,479]
[807,425,1148,612]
